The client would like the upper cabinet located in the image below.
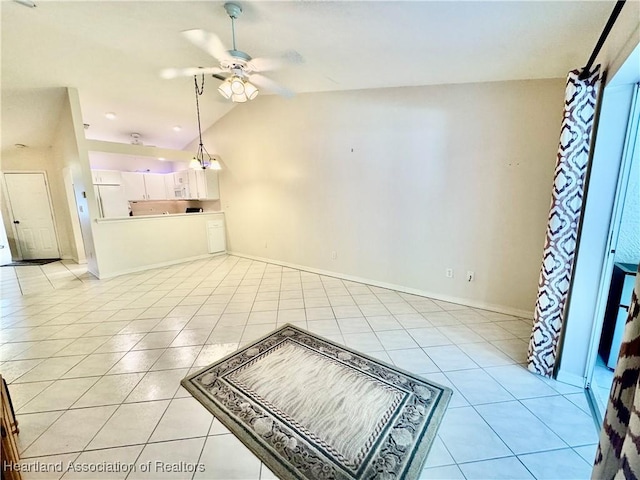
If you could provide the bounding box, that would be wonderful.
[122,172,172,200]
[121,172,147,200]
[95,168,219,201]
[92,169,122,185]
[144,173,168,200]
[189,169,219,200]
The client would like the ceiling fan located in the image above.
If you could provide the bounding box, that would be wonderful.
[161,2,297,102]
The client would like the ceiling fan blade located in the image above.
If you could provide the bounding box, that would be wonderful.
[161,66,225,79]
[247,51,304,73]
[246,57,285,73]
[249,74,294,98]
[182,29,230,62]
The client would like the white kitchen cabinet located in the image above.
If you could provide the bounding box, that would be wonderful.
[121,172,170,200]
[188,169,219,200]
[121,172,147,200]
[164,175,175,199]
[144,173,168,200]
[92,169,122,185]
[202,170,220,200]
[187,169,199,197]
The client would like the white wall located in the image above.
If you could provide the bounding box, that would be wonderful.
[596,2,640,84]
[52,88,99,274]
[88,152,185,173]
[201,79,565,314]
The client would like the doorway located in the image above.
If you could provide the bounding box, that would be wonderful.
[585,83,640,421]
[4,172,60,260]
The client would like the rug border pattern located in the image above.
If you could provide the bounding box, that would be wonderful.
[182,324,452,480]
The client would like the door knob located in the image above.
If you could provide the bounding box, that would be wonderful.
[13,220,20,224]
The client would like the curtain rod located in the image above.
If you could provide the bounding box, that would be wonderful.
[579,0,627,79]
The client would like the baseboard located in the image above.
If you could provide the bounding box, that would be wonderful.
[95,252,227,280]
[87,266,99,279]
[61,254,87,265]
[555,370,586,388]
[228,251,534,319]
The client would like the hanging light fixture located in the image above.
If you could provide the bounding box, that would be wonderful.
[191,73,221,170]
[209,156,222,170]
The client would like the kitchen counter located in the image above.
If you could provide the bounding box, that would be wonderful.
[92,211,226,278]
[96,211,223,223]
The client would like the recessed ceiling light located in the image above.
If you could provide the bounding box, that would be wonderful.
[172,125,182,132]
[15,143,27,149]
[105,112,117,120]
[158,157,166,161]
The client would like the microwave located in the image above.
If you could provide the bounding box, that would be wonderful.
[174,185,191,199]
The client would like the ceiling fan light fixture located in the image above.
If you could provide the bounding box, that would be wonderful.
[218,79,233,99]
[219,76,258,103]
[230,76,246,95]
[231,93,248,103]
[245,81,259,100]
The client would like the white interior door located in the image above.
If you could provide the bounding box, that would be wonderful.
[4,173,60,259]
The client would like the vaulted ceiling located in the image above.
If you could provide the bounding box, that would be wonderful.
[1,1,617,152]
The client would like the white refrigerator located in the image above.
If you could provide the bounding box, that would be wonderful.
[95,185,130,218]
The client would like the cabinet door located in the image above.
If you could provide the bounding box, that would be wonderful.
[144,173,168,200]
[188,170,220,199]
[187,169,199,199]
[207,219,226,253]
[164,175,175,199]
[92,170,122,185]
[195,170,207,199]
[121,172,146,200]
[204,170,220,200]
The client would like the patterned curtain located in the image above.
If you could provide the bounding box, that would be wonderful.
[527,67,602,377]
[593,269,640,478]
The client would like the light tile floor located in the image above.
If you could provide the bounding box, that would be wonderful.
[0,256,599,479]
[591,356,614,419]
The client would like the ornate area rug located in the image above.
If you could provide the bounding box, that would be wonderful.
[182,324,452,480]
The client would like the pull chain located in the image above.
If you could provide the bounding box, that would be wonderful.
[194,74,210,169]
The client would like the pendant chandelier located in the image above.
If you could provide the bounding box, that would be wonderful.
[190,74,221,170]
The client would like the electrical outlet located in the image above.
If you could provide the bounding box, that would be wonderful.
[446,268,453,278]
[467,271,475,282]
[331,251,337,260]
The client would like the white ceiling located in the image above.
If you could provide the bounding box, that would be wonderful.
[1,1,615,152]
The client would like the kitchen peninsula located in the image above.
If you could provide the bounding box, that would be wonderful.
[93,211,225,278]
[86,140,226,279]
